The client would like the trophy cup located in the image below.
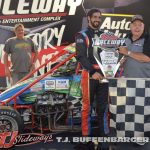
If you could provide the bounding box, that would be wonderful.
[92,32,126,82]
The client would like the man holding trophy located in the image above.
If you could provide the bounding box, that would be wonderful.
[75,8,125,150]
[119,15,150,78]
[76,8,109,140]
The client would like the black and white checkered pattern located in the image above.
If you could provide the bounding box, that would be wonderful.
[109,78,150,137]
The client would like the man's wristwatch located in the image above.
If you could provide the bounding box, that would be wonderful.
[127,51,131,56]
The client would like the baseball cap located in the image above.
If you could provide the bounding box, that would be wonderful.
[131,15,144,23]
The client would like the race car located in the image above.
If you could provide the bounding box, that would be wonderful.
[0,49,83,135]
[0,44,110,142]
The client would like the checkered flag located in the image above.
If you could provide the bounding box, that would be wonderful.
[109,78,150,137]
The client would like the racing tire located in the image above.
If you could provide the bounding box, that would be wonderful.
[0,106,23,133]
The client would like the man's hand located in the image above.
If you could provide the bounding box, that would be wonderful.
[5,67,11,78]
[5,68,13,85]
[119,46,150,62]
[4,52,11,78]
[118,46,128,56]
[30,63,35,72]
[92,72,104,80]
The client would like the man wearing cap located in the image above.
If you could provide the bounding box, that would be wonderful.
[118,15,150,146]
[3,23,38,85]
[119,15,150,78]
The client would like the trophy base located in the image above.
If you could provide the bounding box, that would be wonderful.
[99,79,109,83]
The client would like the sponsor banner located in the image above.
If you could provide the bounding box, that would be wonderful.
[44,79,69,90]
[45,79,55,89]
[56,79,69,89]
[0,131,53,148]
[0,131,149,148]
[100,15,131,38]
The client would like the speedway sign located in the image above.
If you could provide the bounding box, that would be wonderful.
[0,0,82,16]
[92,32,125,51]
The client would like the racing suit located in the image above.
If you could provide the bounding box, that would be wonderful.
[75,27,109,137]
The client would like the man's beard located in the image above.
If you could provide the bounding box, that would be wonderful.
[91,21,100,29]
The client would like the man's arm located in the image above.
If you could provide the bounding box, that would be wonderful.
[32,50,38,64]
[129,52,150,62]
[75,33,103,80]
[75,33,96,74]
[119,46,150,62]
[30,50,38,71]
[3,52,11,78]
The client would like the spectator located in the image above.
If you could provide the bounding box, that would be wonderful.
[3,23,38,85]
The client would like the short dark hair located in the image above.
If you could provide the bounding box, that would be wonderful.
[87,8,101,17]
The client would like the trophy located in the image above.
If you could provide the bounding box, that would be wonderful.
[92,32,125,82]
